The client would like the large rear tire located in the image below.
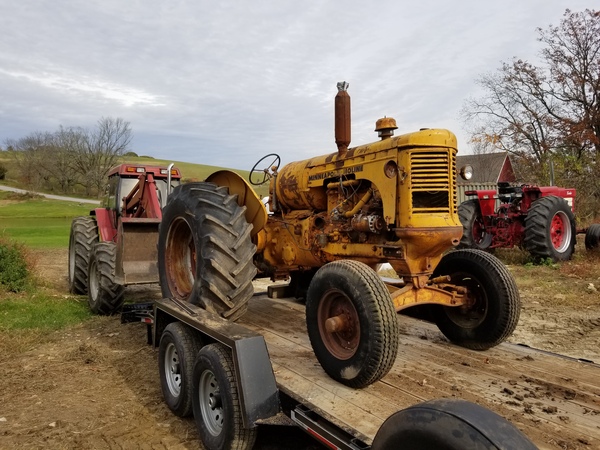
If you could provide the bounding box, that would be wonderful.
[306,260,399,388]
[371,399,537,450]
[159,322,203,417]
[430,249,520,350]
[192,343,257,450]
[524,195,576,261]
[88,242,125,315]
[458,200,492,250]
[584,223,600,250]
[158,183,257,321]
[68,216,98,294]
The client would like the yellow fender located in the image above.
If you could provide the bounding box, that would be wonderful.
[206,170,268,238]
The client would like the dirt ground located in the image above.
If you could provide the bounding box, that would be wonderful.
[0,247,599,449]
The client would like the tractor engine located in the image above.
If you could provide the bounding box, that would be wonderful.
[255,83,463,287]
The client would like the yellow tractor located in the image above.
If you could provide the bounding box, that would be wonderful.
[157,83,520,388]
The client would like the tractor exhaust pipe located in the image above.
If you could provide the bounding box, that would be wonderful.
[335,81,351,158]
[167,163,174,197]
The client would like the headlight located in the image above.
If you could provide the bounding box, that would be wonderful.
[460,165,473,181]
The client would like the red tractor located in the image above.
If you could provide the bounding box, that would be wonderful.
[68,163,181,314]
[458,182,577,261]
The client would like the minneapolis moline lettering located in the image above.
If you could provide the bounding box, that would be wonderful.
[308,165,364,182]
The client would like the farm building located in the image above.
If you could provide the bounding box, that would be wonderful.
[456,152,516,204]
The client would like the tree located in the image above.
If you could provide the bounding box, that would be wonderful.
[71,117,132,196]
[5,117,132,197]
[89,117,132,195]
[461,9,600,220]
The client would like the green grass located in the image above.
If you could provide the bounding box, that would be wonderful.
[1,217,75,248]
[0,294,91,331]
[0,192,91,248]
[0,191,92,217]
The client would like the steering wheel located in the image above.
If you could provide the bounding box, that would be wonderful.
[249,153,281,186]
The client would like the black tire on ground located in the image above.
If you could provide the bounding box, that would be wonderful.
[524,195,576,261]
[306,260,399,388]
[458,200,492,250]
[87,242,125,315]
[584,223,600,250]
[192,343,256,450]
[430,249,520,350]
[68,216,98,294]
[158,183,256,322]
[159,322,203,417]
[371,398,537,450]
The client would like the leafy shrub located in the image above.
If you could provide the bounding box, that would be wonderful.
[0,239,29,292]
[0,162,6,180]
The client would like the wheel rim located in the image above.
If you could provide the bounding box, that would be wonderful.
[550,211,571,252]
[88,260,99,304]
[164,342,182,397]
[164,217,196,301]
[198,369,223,437]
[445,273,488,329]
[316,289,360,360]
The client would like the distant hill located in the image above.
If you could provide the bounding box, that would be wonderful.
[0,152,269,197]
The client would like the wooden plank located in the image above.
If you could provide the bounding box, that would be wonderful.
[240,295,600,450]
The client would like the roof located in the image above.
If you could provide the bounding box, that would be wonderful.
[456,152,514,184]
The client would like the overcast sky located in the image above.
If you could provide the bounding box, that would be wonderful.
[0,1,592,171]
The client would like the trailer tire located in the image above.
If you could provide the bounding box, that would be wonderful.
[68,216,98,294]
[159,322,203,417]
[371,398,537,450]
[193,343,256,450]
[524,195,576,261]
[584,223,600,250]
[87,242,125,315]
[430,249,520,350]
[158,183,256,322]
[306,260,399,388]
[458,200,492,250]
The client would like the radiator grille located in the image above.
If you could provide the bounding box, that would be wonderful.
[410,151,455,214]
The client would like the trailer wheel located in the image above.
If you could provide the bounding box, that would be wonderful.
[371,399,537,450]
[458,200,492,250]
[430,249,520,350]
[158,183,257,322]
[193,343,256,450]
[87,242,125,315]
[68,216,98,294]
[159,322,203,417]
[584,223,600,250]
[306,260,399,388]
[524,195,576,261]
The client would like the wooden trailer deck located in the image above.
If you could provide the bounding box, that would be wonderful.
[239,292,600,450]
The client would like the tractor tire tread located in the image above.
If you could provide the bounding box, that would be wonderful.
[89,242,125,315]
[68,216,98,294]
[524,195,576,261]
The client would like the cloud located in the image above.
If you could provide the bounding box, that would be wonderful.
[0,0,592,170]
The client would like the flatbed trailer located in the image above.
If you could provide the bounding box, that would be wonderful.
[239,292,600,450]
[124,284,599,450]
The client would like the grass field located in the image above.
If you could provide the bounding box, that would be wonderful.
[0,191,92,335]
[0,191,90,248]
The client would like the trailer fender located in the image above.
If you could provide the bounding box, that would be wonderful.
[371,398,537,450]
[153,299,280,428]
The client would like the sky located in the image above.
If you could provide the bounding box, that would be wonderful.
[0,1,593,171]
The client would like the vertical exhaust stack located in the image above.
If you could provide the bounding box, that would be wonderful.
[335,81,351,158]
